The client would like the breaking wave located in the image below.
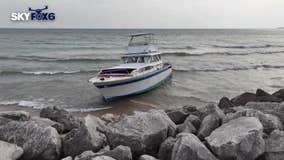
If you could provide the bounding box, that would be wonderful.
[0,69,99,76]
[160,46,196,50]
[162,50,284,57]
[212,44,284,49]
[173,64,284,73]
[0,55,119,63]
[0,100,111,112]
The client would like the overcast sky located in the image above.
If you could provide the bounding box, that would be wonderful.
[1,0,284,28]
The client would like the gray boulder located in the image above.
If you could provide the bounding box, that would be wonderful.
[172,133,218,160]
[62,115,107,157]
[74,150,97,160]
[197,113,222,140]
[265,130,284,160]
[62,156,73,160]
[231,92,258,106]
[176,120,196,135]
[0,121,61,160]
[91,156,115,160]
[218,97,234,110]
[256,89,282,103]
[40,106,81,133]
[138,155,158,160]
[165,107,189,124]
[0,116,13,126]
[105,110,176,159]
[224,107,283,134]
[31,116,65,134]
[0,111,30,121]
[206,117,265,160]
[182,105,203,117]
[104,145,132,160]
[0,140,23,160]
[158,137,176,160]
[197,103,225,121]
[272,89,284,101]
[245,102,284,126]
[185,115,201,130]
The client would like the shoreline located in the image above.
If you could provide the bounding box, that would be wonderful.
[0,88,283,160]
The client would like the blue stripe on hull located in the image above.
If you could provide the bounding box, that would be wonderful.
[103,73,171,102]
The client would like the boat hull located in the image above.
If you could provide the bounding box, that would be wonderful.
[95,67,172,101]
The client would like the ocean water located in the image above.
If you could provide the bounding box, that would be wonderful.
[0,29,284,113]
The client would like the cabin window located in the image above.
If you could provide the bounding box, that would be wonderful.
[101,68,135,74]
[122,57,139,63]
[144,56,151,63]
[150,56,156,63]
[137,57,145,63]
[153,55,160,62]
[157,55,161,60]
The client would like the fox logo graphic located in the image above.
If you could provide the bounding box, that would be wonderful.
[10,6,56,21]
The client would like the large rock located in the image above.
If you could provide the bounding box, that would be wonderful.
[182,105,203,117]
[265,130,284,160]
[0,121,61,160]
[245,102,284,126]
[31,117,65,134]
[172,133,218,160]
[158,137,176,160]
[40,106,80,133]
[138,155,158,160]
[272,89,284,101]
[91,156,115,160]
[74,150,97,160]
[0,117,13,126]
[62,115,107,157]
[104,145,132,160]
[197,113,222,140]
[231,92,258,106]
[105,110,176,159]
[185,115,201,130]
[0,140,23,160]
[197,103,225,121]
[62,156,73,160]
[165,107,190,124]
[176,120,196,135]
[224,107,283,134]
[218,97,234,110]
[256,89,282,103]
[206,117,265,160]
[0,111,30,121]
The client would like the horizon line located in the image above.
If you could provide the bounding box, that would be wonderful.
[0,27,280,30]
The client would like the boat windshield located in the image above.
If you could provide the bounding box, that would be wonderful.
[122,56,152,64]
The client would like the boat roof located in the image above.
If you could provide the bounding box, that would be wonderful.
[130,33,154,37]
[105,63,150,70]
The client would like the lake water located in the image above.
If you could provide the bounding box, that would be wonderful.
[0,29,284,113]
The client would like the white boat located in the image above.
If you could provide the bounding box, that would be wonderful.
[89,33,172,101]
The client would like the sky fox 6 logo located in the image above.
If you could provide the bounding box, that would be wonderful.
[11,6,56,21]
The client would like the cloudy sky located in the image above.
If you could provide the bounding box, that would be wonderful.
[1,0,284,28]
